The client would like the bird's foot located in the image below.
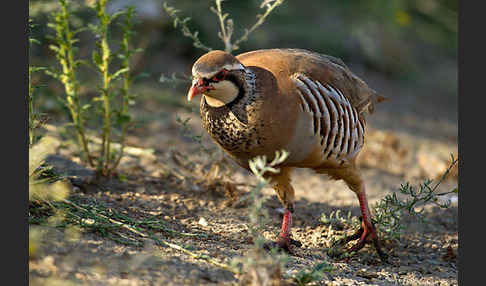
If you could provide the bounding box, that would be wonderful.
[330,219,388,263]
[262,236,302,254]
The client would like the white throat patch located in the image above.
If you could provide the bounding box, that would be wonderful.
[203,80,239,107]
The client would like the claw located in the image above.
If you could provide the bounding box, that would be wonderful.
[289,237,302,247]
[329,216,388,263]
[346,220,388,262]
[262,239,290,253]
[261,236,302,254]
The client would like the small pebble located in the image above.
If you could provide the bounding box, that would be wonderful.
[198,217,208,227]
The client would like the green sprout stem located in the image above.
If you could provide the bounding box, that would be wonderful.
[93,0,113,174]
[162,3,213,52]
[47,0,138,176]
[164,0,284,54]
[28,67,35,146]
[232,0,284,51]
[371,154,458,241]
[110,6,135,173]
[52,0,94,166]
[213,0,233,53]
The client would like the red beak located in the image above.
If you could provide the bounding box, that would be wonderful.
[187,78,212,102]
[187,85,200,102]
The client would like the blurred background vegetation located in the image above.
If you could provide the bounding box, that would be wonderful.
[28,2,458,283]
[29,0,457,137]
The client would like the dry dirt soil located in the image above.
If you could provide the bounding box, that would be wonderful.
[29,67,458,286]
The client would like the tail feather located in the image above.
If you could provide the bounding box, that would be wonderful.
[357,89,387,115]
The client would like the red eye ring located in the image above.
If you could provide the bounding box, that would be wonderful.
[212,69,228,82]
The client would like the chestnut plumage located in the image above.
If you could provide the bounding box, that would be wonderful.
[188,48,387,261]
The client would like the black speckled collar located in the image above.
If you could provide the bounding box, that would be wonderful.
[201,69,257,125]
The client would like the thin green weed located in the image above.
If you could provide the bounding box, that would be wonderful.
[45,0,141,176]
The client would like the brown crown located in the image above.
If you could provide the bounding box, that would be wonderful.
[192,50,243,78]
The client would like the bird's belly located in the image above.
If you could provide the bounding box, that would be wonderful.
[280,111,321,165]
[282,111,361,168]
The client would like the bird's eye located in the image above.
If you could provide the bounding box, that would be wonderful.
[212,70,227,81]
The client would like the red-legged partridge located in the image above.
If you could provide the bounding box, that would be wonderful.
[187,49,387,261]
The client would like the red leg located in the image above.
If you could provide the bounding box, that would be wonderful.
[324,166,389,262]
[347,190,387,261]
[280,208,293,238]
[263,167,301,252]
[277,207,293,250]
[318,167,388,261]
[261,204,302,252]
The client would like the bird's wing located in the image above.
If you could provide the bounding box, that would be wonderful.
[236,48,386,116]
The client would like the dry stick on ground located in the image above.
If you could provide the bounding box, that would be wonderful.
[61,199,238,274]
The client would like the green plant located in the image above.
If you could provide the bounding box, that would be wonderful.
[163,0,285,54]
[231,150,336,284]
[29,135,71,258]
[90,1,140,175]
[46,0,94,165]
[320,209,360,231]
[29,136,69,203]
[29,19,47,147]
[175,114,215,155]
[109,6,140,171]
[230,150,290,283]
[162,3,212,53]
[30,193,236,272]
[371,154,458,242]
[212,0,285,53]
[319,154,458,260]
[293,261,333,286]
[247,150,289,247]
[46,0,140,176]
[30,17,71,260]
[91,0,123,174]
[325,154,458,249]
[28,65,46,147]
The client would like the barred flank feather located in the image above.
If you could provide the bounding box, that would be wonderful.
[292,73,367,161]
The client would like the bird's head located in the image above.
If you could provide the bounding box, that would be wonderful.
[188,50,246,107]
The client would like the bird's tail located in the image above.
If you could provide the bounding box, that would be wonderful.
[357,88,388,115]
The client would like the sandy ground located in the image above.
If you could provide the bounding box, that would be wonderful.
[29,66,458,285]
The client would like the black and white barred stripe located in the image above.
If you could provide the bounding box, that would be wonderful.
[292,73,365,160]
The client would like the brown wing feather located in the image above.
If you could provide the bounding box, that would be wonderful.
[236,48,386,116]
